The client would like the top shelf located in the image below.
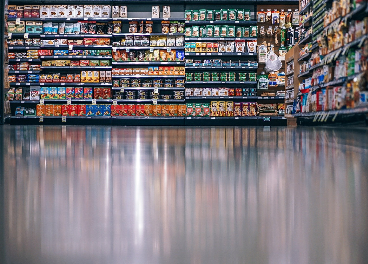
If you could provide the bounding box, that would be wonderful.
[8,17,185,22]
[299,1,312,15]
[184,20,257,25]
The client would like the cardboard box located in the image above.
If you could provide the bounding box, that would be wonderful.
[93,5,101,18]
[152,6,160,18]
[84,5,93,18]
[120,6,128,18]
[40,5,50,18]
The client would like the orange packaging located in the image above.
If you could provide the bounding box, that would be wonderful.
[158,67,164,75]
[161,104,170,116]
[77,105,86,116]
[45,105,54,116]
[121,104,128,116]
[152,104,162,116]
[127,104,136,116]
[144,104,152,116]
[111,105,119,116]
[168,67,174,75]
[36,104,45,116]
[169,104,178,116]
[61,105,69,116]
[54,105,62,116]
[178,104,186,116]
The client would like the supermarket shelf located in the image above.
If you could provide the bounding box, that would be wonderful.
[285,99,295,104]
[185,37,256,41]
[8,70,41,74]
[313,17,324,30]
[8,17,186,22]
[9,82,40,86]
[186,81,257,85]
[298,70,312,78]
[309,63,322,71]
[313,8,327,22]
[40,34,112,38]
[286,71,294,76]
[185,52,257,56]
[301,16,312,28]
[320,77,346,87]
[112,75,185,78]
[9,59,41,62]
[345,2,368,21]
[185,116,287,126]
[286,85,294,90]
[112,33,185,36]
[40,56,112,59]
[112,46,184,50]
[347,72,365,81]
[313,1,326,12]
[9,33,41,38]
[294,103,368,117]
[112,87,185,90]
[298,52,311,62]
[311,43,319,50]
[184,20,257,25]
[299,34,312,45]
[313,26,324,37]
[299,1,312,15]
[40,66,112,70]
[185,66,258,70]
[185,96,285,100]
[8,46,41,50]
[9,82,112,87]
[112,61,185,65]
[9,99,185,104]
[40,45,112,49]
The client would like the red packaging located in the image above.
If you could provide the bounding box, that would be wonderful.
[24,6,32,18]
[94,88,102,99]
[103,88,111,99]
[121,105,128,116]
[68,105,77,116]
[16,6,24,18]
[127,104,136,116]
[61,105,69,116]
[136,104,145,116]
[111,105,119,116]
[77,105,86,116]
[54,105,62,116]
[74,88,83,99]
[31,6,40,18]
[235,88,242,96]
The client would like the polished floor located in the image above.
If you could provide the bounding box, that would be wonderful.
[0,125,368,264]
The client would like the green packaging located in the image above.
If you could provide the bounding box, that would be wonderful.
[199,9,206,21]
[236,27,243,38]
[185,27,192,37]
[186,73,193,81]
[192,10,199,21]
[249,73,256,81]
[237,9,244,21]
[244,9,251,21]
[220,72,228,81]
[239,73,247,81]
[206,10,214,21]
[243,27,250,38]
[227,26,235,37]
[221,9,228,20]
[206,25,214,37]
[215,10,221,20]
[229,9,237,21]
[212,72,219,81]
[199,26,206,37]
[220,25,228,37]
[250,26,257,38]
[185,10,192,21]
[214,25,220,37]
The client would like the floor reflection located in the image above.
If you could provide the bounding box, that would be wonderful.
[1,126,368,264]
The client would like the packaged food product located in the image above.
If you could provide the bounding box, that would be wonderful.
[199,9,206,21]
[185,10,192,21]
[229,9,236,21]
[221,9,228,20]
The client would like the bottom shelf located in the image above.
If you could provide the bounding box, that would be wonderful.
[9,116,287,126]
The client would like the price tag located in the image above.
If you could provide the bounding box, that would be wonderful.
[92,99,97,105]
[235,21,240,23]
[154,88,159,94]
[112,47,117,52]
[39,117,44,123]
[185,21,189,23]
[210,21,213,23]
[187,116,192,119]
[16,18,21,25]
[235,117,239,119]
[8,33,12,39]
[54,56,59,59]
[237,53,241,55]
[249,53,254,55]
[66,18,71,21]
[67,99,71,105]
[147,18,151,21]
[153,99,157,105]
[113,99,117,105]
[167,47,171,52]
[150,47,154,52]
[69,45,73,50]
[21,101,25,103]
[40,99,44,105]
[15,70,19,73]
[24,33,29,39]
[218,52,222,55]
[55,43,59,47]
[40,83,44,86]
[211,117,215,119]
[84,17,88,20]
[26,83,30,85]
[120,88,124,93]
[126,48,130,52]
[62,116,66,122]
[207,53,211,55]
[61,83,65,85]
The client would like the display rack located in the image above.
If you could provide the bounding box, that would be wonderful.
[293,0,368,125]
[3,1,296,126]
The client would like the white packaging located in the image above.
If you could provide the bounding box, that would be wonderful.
[93,5,101,18]
[152,6,160,18]
[120,6,127,18]
[40,5,50,18]
[75,5,84,18]
[203,88,212,96]
[84,5,93,18]
[67,6,75,18]
[50,5,59,18]
[112,6,120,18]
[101,5,111,18]
[58,5,68,18]
[163,6,170,18]
[194,88,202,96]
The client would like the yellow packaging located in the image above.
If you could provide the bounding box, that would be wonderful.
[81,71,87,82]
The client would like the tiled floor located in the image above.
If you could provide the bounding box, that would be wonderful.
[0,125,368,264]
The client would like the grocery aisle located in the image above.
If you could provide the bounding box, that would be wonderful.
[1,125,368,264]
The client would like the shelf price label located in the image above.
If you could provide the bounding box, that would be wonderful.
[92,99,97,105]
[153,99,158,105]
[126,48,130,52]
[24,33,29,39]
[150,47,154,52]
[167,47,171,52]
[62,116,66,122]
[8,33,12,39]
[112,99,118,105]
[67,99,71,105]
[211,117,216,119]
[69,45,73,50]
[40,99,44,105]
[39,117,44,123]
[16,18,21,25]
[154,88,159,94]
[120,88,124,93]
